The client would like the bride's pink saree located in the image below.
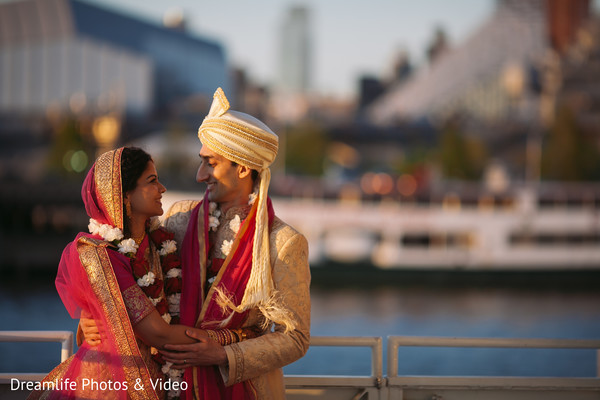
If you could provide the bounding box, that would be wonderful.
[28,148,159,400]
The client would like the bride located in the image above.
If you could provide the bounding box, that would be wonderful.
[28,147,202,399]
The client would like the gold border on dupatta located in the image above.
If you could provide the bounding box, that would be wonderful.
[26,355,76,400]
[77,237,159,400]
[94,148,124,230]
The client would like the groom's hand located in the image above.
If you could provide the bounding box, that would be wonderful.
[160,329,228,369]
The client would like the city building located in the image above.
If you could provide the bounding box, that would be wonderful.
[0,0,228,127]
[271,5,313,123]
[277,5,312,95]
[368,0,592,126]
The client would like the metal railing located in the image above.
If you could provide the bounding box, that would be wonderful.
[386,336,600,400]
[2,332,599,399]
[0,331,73,384]
[285,336,383,400]
[286,335,600,399]
[388,336,600,378]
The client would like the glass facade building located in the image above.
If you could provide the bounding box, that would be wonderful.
[0,0,228,117]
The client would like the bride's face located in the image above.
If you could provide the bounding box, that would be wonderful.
[126,161,166,219]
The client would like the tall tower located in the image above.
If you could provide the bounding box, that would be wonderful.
[278,5,311,94]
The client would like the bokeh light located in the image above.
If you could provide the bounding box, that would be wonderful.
[397,174,417,197]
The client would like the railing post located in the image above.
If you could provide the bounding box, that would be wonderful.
[61,332,74,362]
[387,336,398,379]
[372,336,383,387]
[597,349,600,378]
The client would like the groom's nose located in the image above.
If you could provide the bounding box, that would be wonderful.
[196,164,208,183]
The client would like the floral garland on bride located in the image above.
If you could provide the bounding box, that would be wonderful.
[88,217,183,399]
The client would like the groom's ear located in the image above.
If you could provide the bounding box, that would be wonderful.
[237,165,252,180]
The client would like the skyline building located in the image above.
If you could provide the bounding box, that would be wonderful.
[368,0,592,127]
[277,5,312,95]
[0,0,228,122]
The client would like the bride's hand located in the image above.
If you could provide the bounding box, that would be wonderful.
[80,318,101,346]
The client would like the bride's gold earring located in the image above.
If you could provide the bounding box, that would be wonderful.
[125,198,132,219]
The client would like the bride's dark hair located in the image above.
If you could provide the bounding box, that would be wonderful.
[121,147,152,194]
[121,147,153,232]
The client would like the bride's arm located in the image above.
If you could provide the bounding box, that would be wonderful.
[133,309,206,348]
[80,316,259,348]
[79,314,206,349]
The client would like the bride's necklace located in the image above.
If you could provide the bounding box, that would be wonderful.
[132,232,146,246]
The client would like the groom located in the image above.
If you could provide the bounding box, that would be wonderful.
[158,87,311,399]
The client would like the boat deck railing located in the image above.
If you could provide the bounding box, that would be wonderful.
[1,331,599,400]
[383,336,600,400]
[0,331,73,383]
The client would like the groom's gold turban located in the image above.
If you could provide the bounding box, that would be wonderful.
[198,88,278,171]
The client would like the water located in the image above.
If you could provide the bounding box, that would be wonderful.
[287,284,600,377]
[1,276,599,378]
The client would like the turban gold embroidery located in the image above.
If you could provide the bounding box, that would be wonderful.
[199,88,278,171]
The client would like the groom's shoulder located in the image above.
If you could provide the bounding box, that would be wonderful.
[165,199,201,217]
[269,216,306,250]
[161,200,201,245]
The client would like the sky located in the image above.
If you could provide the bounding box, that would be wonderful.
[85,0,498,98]
[9,0,599,99]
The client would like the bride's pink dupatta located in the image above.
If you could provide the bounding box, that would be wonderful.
[28,149,159,400]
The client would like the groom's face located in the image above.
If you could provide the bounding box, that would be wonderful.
[196,145,245,208]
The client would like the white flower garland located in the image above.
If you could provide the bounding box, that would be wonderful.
[88,217,183,397]
[162,362,184,399]
[149,297,161,306]
[137,271,156,287]
[221,240,233,257]
[248,192,257,205]
[208,191,257,257]
[167,293,181,314]
[206,191,257,286]
[159,240,178,256]
[229,215,241,235]
[89,219,129,252]
[208,202,221,232]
